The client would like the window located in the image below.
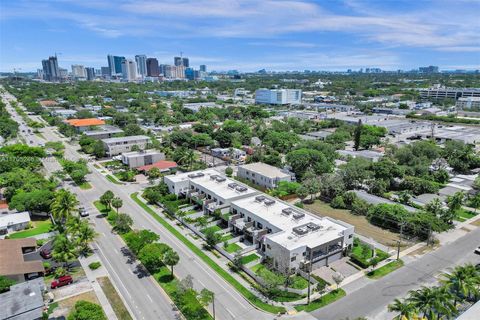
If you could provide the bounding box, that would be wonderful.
[267,244,271,249]
[247,217,251,222]
[291,256,296,262]
[257,222,263,229]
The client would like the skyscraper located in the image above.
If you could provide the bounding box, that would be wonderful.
[101,67,110,77]
[182,57,189,68]
[121,59,137,81]
[107,54,126,75]
[146,58,159,77]
[174,56,182,66]
[199,65,207,72]
[42,56,60,81]
[86,67,95,81]
[135,54,147,77]
[185,68,195,80]
[71,64,86,78]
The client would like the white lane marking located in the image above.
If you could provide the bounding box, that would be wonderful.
[95,244,132,298]
[225,307,235,319]
[146,294,153,302]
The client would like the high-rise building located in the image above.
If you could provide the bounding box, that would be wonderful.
[159,64,168,76]
[101,67,110,77]
[174,56,182,66]
[146,58,159,77]
[107,55,126,75]
[185,68,195,80]
[86,67,95,80]
[71,64,86,78]
[121,59,137,81]
[135,54,147,77]
[182,57,189,68]
[199,65,207,72]
[42,56,60,81]
[36,69,44,79]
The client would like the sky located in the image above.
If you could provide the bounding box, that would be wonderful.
[0,0,479,72]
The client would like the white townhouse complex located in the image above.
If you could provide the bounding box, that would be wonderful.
[102,135,150,156]
[121,150,165,169]
[164,169,259,214]
[238,162,293,189]
[230,195,354,272]
[255,89,302,105]
[164,169,354,272]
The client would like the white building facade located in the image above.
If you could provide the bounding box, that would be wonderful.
[121,59,137,81]
[237,162,292,189]
[121,150,165,168]
[102,135,150,156]
[255,89,302,105]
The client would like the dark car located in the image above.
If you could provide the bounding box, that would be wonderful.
[40,248,52,259]
[51,275,73,289]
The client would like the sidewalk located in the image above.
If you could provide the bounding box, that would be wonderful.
[78,253,119,320]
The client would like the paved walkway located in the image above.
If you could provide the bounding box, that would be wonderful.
[79,253,120,320]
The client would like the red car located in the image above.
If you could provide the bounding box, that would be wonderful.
[51,275,73,289]
[40,249,52,259]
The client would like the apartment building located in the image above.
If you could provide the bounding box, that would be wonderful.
[238,162,293,189]
[230,195,354,272]
[83,125,124,140]
[255,89,302,105]
[102,135,150,156]
[164,169,258,214]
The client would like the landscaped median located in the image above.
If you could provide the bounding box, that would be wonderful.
[366,259,404,279]
[106,174,125,185]
[130,192,287,315]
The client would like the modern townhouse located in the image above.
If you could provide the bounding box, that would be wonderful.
[237,162,293,189]
[101,135,150,156]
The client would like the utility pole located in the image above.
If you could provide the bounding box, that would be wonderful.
[396,223,404,260]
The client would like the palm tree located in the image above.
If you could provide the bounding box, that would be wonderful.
[52,234,78,269]
[179,149,197,170]
[441,264,480,305]
[50,189,79,231]
[388,298,417,320]
[408,286,455,320]
[111,197,123,214]
[163,249,180,276]
[75,221,96,256]
[100,190,114,211]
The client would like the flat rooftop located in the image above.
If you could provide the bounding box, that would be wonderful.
[121,149,163,157]
[102,135,150,144]
[239,162,290,179]
[232,195,350,250]
[84,125,123,135]
[167,169,258,200]
[0,278,45,320]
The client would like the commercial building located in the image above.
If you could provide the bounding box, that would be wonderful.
[255,89,302,105]
[85,67,95,80]
[0,238,44,282]
[64,118,106,132]
[135,54,147,77]
[0,212,31,237]
[456,97,480,110]
[0,278,45,320]
[41,56,60,81]
[121,150,165,169]
[107,55,125,76]
[121,59,137,81]
[146,58,159,77]
[238,162,293,189]
[230,195,354,271]
[83,125,123,140]
[200,65,207,72]
[419,86,480,100]
[174,56,189,67]
[71,64,86,78]
[102,135,150,156]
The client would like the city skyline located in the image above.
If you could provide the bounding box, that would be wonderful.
[1,0,480,72]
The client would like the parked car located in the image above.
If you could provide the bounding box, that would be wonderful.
[40,249,52,259]
[51,275,73,289]
[474,247,480,255]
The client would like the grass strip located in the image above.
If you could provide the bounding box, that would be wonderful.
[79,181,92,190]
[106,174,124,185]
[366,259,404,279]
[131,192,286,314]
[9,220,52,239]
[294,289,346,312]
[98,276,133,320]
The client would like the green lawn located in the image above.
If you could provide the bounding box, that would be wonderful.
[366,260,404,279]
[240,253,260,265]
[225,242,242,253]
[294,289,346,312]
[94,201,118,224]
[78,181,92,190]
[131,192,286,314]
[106,175,124,185]
[220,233,233,242]
[201,225,222,234]
[290,275,309,290]
[98,276,133,320]
[455,209,477,222]
[9,220,52,239]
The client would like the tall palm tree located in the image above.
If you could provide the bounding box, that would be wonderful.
[50,189,79,231]
[408,286,455,320]
[75,221,96,256]
[388,298,417,320]
[179,149,197,170]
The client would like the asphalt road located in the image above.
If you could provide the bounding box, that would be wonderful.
[1,89,280,320]
[312,227,480,320]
